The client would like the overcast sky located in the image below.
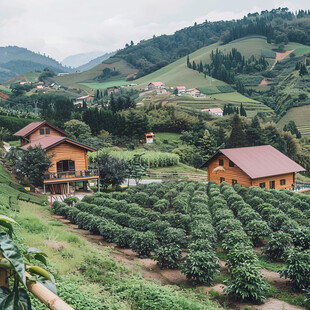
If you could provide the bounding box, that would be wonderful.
[0,0,309,62]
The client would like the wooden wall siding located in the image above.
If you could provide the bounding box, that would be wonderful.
[207,154,295,190]
[46,142,88,173]
[207,154,252,187]
[251,173,294,190]
[29,126,62,141]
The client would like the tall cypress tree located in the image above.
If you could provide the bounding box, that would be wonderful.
[226,114,248,148]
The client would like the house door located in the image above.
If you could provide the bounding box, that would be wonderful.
[269,180,275,189]
[57,160,75,172]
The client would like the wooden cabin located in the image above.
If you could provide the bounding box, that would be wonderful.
[201,145,305,190]
[14,121,98,194]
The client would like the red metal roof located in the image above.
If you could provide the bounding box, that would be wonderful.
[20,136,96,152]
[202,145,305,179]
[14,121,68,138]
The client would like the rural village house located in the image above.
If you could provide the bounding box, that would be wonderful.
[175,86,186,94]
[201,108,223,116]
[201,145,305,190]
[14,121,98,195]
[148,82,166,90]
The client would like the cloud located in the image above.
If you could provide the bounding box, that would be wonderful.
[0,0,309,61]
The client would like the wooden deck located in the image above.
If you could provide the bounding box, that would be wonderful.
[43,169,99,184]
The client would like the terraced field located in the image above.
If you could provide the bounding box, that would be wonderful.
[171,93,273,117]
[277,105,310,137]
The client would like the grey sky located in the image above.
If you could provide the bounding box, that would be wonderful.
[0,0,309,61]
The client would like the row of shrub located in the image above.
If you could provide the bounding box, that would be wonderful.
[233,184,310,291]
[181,189,220,285]
[88,149,179,168]
[207,182,267,304]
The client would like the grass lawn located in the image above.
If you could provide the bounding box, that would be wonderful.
[80,80,128,90]
[148,163,206,175]
[211,92,260,103]
[7,140,21,147]
[154,132,181,143]
[24,72,40,82]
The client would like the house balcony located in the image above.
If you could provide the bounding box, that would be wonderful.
[43,169,99,184]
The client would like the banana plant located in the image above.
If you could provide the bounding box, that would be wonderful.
[0,215,55,309]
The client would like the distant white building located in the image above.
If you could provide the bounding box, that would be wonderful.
[201,108,223,116]
[186,88,201,97]
[57,73,69,76]
[148,82,166,90]
[175,86,186,94]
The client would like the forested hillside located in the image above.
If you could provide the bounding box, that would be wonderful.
[0,46,71,82]
[112,8,310,78]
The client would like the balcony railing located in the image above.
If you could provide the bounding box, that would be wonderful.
[43,169,99,181]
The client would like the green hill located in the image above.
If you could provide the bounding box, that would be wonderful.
[0,46,71,83]
[54,58,137,87]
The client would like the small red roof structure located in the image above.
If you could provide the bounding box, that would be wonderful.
[14,121,68,138]
[20,136,96,152]
[202,108,223,114]
[201,145,305,179]
[76,95,94,100]
[176,86,186,90]
[148,82,165,86]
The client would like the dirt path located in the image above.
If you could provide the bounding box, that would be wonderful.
[54,216,305,310]
[270,50,295,70]
[260,78,270,85]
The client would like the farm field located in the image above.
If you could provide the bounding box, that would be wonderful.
[277,105,310,137]
[173,94,273,117]
[53,180,310,309]
[80,80,128,90]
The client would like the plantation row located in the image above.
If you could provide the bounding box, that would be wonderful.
[206,182,267,303]
[88,149,179,168]
[53,181,310,304]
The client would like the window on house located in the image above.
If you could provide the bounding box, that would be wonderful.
[45,128,50,134]
[220,177,225,183]
[229,160,235,167]
[280,179,286,185]
[219,159,224,166]
[259,182,266,188]
[232,179,238,185]
[40,129,44,135]
[270,181,275,189]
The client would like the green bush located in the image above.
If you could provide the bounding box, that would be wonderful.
[130,231,158,257]
[226,243,258,269]
[237,207,261,224]
[262,231,292,261]
[222,230,252,251]
[154,243,182,269]
[224,263,267,303]
[153,199,169,213]
[128,217,150,232]
[188,239,213,252]
[115,227,135,248]
[64,196,79,206]
[181,250,219,285]
[98,220,121,243]
[215,218,243,240]
[290,227,310,250]
[280,248,310,290]
[244,220,271,246]
[160,227,187,248]
[191,224,217,245]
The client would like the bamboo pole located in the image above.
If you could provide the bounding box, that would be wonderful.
[26,272,74,310]
[0,269,9,288]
